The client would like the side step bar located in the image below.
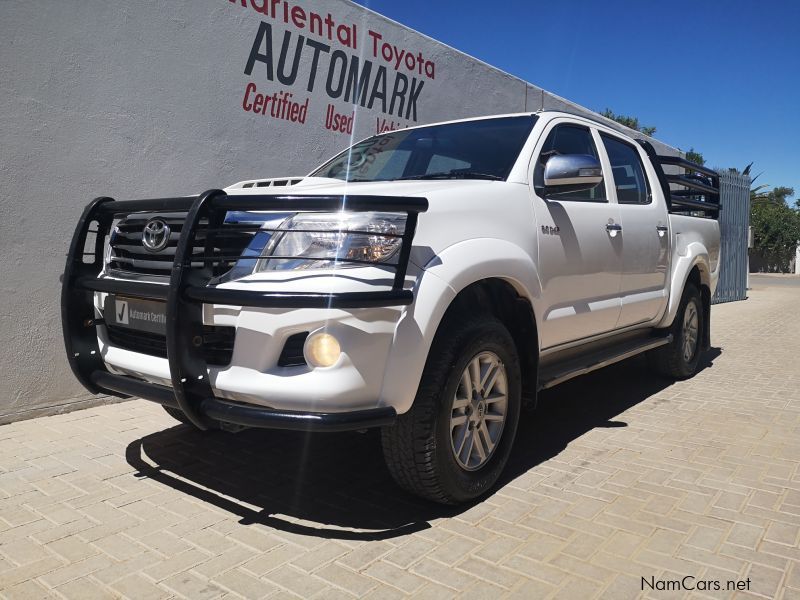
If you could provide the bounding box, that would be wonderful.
[538,334,672,390]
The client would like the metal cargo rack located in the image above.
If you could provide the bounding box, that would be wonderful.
[61,189,428,432]
[637,140,721,217]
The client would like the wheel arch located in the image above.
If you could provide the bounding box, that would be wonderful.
[661,259,712,351]
[441,279,539,409]
[658,242,712,330]
[379,239,541,415]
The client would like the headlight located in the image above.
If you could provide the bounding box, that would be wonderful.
[256,212,406,272]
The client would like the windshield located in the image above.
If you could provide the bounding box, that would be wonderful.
[310,115,537,183]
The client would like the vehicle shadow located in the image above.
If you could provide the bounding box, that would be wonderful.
[126,348,721,541]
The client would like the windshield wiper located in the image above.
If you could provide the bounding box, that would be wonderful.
[397,171,504,181]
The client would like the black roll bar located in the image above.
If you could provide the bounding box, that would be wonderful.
[636,140,721,217]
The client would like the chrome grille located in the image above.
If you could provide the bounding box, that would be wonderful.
[108,212,256,278]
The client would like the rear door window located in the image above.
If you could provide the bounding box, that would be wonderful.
[600,134,651,204]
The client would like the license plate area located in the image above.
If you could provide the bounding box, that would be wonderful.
[104,295,167,336]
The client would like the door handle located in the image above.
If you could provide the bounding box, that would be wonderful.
[656,225,668,237]
[606,223,622,232]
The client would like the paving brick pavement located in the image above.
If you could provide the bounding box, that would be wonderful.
[1,282,799,599]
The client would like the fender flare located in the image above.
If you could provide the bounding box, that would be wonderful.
[657,240,712,330]
[379,239,541,414]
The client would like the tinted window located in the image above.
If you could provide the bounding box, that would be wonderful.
[428,154,471,173]
[310,116,536,182]
[601,134,650,204]
[535,125,605,201]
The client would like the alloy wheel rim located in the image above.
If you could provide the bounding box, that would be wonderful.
[449,351,508,471]
[682,300,699,362]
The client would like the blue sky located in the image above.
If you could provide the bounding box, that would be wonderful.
[354,0,800,200]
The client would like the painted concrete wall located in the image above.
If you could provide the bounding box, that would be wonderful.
[0,0,678,423]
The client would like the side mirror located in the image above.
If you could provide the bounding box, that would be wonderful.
[543,154,603,196]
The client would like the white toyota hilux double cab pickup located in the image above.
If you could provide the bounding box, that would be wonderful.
[63,111,721,504]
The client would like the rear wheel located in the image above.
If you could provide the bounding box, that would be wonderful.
[649,283,703,379]
[381,315,521,504]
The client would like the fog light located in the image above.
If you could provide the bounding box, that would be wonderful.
[304,332,341,368]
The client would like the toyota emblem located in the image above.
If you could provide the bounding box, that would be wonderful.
[142,218,171,252]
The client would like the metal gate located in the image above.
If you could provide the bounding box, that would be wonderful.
[712,170,751,303]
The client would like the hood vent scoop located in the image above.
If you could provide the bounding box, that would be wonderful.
[237,177,304,189]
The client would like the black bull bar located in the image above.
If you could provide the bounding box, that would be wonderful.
[62,189,428,431]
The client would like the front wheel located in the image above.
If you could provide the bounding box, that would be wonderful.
[162,405,192,425]
[161,405,218,432]
[649,283,704,379]
[381,316,521,505]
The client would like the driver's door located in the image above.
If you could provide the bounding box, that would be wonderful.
[532,122,623,349]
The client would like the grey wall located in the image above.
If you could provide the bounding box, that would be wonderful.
[0,0,678,423]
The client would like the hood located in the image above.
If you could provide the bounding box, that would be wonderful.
[225,176,503,199]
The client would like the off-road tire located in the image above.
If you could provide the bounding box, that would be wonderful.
[649,283,703,379]
[162,405,192,425]
[381,315,521,505]
[161,405,217,431]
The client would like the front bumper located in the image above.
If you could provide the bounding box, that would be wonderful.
[94,287,400,412]
[62,190,427,431]
[90,371,397,432]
